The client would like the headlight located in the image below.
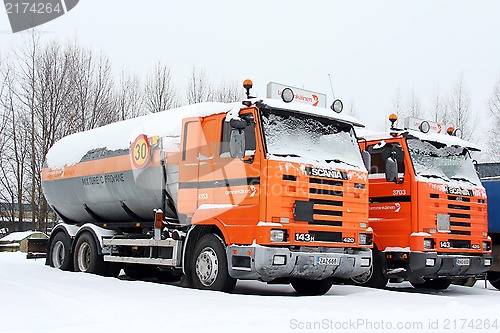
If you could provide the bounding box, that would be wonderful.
[485,258,492,266]
[424,238,434,250]
[425,258,436,267]
[359,233,372,245]
[483,241,491,251]
[270,230,286,242]
[359,234,367,245]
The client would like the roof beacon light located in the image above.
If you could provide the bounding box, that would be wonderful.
[243,79,253,99]
[447,127,454,136]
[331,99,343,113]
[419,121,431,133]
[281,87,294,103]
[389,114,398,130]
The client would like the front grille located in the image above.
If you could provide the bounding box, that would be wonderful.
[307,177,345,226]
[450,230,471,236]
[309,188,342,196]
[447,195,470,202]
[310,177,343,187]
[429,192,476,236]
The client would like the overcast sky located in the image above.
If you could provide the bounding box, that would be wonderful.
[1,0,499,134]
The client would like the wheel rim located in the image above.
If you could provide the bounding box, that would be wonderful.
[52,241,65,269]
[77,242,92,272]
[195,246,219,287]
[351,265,373,284]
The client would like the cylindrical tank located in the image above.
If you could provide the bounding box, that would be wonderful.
[42,102,231,225]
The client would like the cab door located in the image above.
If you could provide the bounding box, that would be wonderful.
[366,140,412,249]
[212,111,262,244]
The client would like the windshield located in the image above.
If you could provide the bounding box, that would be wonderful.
[260,109,365,169]
[407,138,480,186]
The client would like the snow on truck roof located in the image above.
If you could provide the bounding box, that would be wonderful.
[355,128,482,151]
[46,99,364,169]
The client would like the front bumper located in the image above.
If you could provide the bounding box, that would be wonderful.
[385,251,492,281]
[227,245,372,282]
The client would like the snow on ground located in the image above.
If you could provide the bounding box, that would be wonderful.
[1,252,500,333]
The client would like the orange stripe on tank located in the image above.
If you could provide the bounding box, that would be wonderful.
[42,150,162,181]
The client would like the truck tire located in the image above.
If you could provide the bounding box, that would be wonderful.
[49,232,73,271]
[350,245,388,289]
[411,278,451,290]
[290,278,333,296]
[191,234,236,293]
[487,272,500,290]
[73,233,105,275]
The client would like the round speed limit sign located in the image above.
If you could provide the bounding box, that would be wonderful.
[131,134,151,168]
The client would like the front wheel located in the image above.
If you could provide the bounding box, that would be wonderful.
[290,278,333,296]
[350,245,388,289]
[487,271,500,290]
[49,232,73,271]
[73,233,105,275]
[411,278,451,290]
[191,234,236,293]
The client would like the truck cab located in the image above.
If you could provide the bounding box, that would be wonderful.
[356,116,492,289]
[176,97,372,293]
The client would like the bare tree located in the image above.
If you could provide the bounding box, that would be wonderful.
[212,79,245,103]
[186,67,213,104]
[389,87,404,129]
[488,75,500,159]
[116,70,143,119]
[448,75,475,140]
[144,62,178,113]
[429,85,450,125]
[345,100,359,119]
[66,46,116,132]
[405,89,423,119]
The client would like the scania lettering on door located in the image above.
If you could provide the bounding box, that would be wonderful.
[306,167,348,180]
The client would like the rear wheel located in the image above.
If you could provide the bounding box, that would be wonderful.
[411,278,451,290]
[350,245,388,289]
[290,278,333,296]
[487,271,500,290]
[73,233,105,275]
[49,232,73,271]
[191,234,236,293]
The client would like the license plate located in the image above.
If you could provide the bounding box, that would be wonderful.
[317,257,340,266]
[456,258,470,266]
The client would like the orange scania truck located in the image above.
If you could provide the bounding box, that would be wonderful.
[42,81,372,295]
[354,115,491,290]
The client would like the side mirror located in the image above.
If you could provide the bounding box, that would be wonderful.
[361,150,371,172]
[229,129,245,158]
[385,157,398,182]
[230,118,247,130]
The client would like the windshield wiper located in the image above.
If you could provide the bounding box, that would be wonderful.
[450,176,476,185]
[419,173,449,182]
[326,158,358,168]
[272,153,301,158]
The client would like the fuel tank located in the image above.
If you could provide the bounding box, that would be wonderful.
[41,102,232,225]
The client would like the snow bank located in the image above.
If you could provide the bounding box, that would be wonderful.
[0,231,44,242]
[1,252,500,333]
